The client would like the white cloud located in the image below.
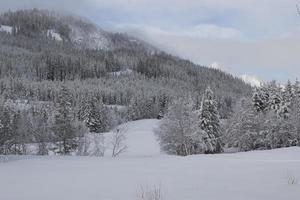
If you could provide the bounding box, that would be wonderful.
[186,24,243,40]
[114,23,300,79]
[240,74,262,87]
[113,23,243,40]
[0,0,299,81]
[209,62,223,70]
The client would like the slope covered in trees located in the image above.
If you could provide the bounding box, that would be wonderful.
[0,9,252,155]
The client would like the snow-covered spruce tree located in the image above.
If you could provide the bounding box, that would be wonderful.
[78,96,110,156]
[11,110,29,155]
[53,85,77,155]
[128,96,141,121]
[198,87,223,154]
[225,80,300,151]
[267,81,282,116]
[0,105,13,154]
[32,105,52,155]
[289,82,300,146]
[155,97,198,156]
[252,85,270,113]
[279,80,294,119]
[80,97,109,134]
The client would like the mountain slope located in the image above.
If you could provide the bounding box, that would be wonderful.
[0,9,157,52]
[0,9,252,119]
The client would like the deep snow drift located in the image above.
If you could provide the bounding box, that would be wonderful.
[0,119,299,200]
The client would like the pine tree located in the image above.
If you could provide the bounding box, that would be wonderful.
[290,82,300,146]
[81,97,108,133]
[267,81,282,115]
[280,80,294,119]
[34,105,51,155]
[252,85,270,113]
[293,79,300,99]
[0,106,13,154]
[53,85,77,155]
[198,87,223,153]
[128,96,141,121]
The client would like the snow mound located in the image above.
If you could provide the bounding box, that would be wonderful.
[0,25,13,34]
[47,29,63,41]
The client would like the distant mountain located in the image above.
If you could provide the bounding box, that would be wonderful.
[0,9,252,119]
[0,9,157,53]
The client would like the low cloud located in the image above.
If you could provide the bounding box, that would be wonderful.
[241,74,262,87]
[0,0,299,82]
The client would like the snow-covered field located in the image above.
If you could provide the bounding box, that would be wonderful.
[0,119,299,200]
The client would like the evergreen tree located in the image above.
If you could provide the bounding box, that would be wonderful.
[267,81,282,116]
[33,105,51,155]
[198,87,223,153]
[252,86,270,113]
[53,85,77,155]
[0,106,13,154]
[280,80,294,119]
[81,97,108,133]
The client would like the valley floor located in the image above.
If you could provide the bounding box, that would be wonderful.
[0,119,299,200]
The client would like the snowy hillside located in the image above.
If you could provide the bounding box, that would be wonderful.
[0,25,12,34]
[0,119,299,200]
[69,24,109,50]
[47,29,63,41]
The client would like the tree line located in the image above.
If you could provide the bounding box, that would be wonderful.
[156,80,300,156]
[0,9,254,156]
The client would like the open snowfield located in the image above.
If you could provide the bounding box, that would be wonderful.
[0,119,300,200]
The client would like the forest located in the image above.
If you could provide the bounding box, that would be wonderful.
[0,9,298,156]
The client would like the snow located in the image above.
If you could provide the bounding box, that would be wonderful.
[241,74,262,87]
[0,25,13,34]
[105,104,127,111]
[209,62,225,71]
[110,69,133,76]
[70,25,109,50]
[47,29,63,41]
[0,119,300,200]
[118,119,161,157]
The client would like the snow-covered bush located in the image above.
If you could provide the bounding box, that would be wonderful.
[92,133,106,157]
[155,97,198,156]
[156,88,223,156]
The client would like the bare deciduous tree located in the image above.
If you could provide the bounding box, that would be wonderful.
[111,127,127,157]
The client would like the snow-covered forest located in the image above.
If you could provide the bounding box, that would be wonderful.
[0,9,299,156]
[0,9,254,156]
[0,8,299,200]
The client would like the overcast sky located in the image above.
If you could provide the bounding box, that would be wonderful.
[1,0,300,82]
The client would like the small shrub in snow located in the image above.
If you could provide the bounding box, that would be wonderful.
[92,133,106,157]
[137,184,164,200]
[287,171,298,185]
